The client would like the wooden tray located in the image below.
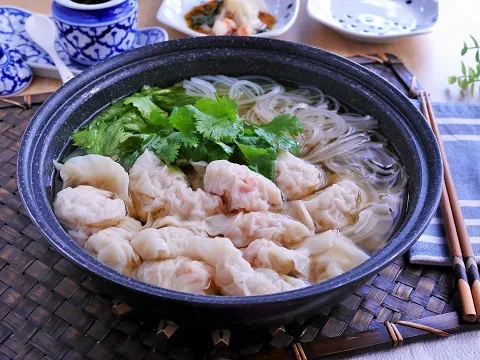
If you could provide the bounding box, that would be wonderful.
[0,54,477,360]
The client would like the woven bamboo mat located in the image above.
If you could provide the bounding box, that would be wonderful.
[0,54,478,360]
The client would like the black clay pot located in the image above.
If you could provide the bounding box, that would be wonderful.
[17,37,442,328]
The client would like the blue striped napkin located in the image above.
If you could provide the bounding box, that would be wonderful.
[408,101,480,266]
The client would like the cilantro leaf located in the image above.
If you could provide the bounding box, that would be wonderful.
[236,133,261,146]
[101,112,141,156]
[72,125,108,154]
[253,128,276,147]
[120,133,156,169]
[215,141,234,155]
[152,83,200,111]
[192,96,243,141]
[237,143,277,180]
[94,101,132,123]
[276,134,300,155]
[204,141,233,162]
[253,114,302,154]
[121,150,143,170]
[253,127,300,154]
[169,106,196,133]
[72,101,132,154]
[261,114,303,136]
[167,131,200,148]
[182,140,232,162]
[148,136,180,164]
[124,96,171,128]
[72,110,151,157]
[195,95,238,120]
[194,110,242,142]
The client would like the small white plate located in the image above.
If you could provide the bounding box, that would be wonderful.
[157,0,300,38]
[307,0,439,43]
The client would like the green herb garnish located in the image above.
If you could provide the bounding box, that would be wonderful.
[72,85,303,180]
[449,35,480,94]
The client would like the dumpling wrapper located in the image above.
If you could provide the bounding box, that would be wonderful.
[204,211,312,247]
[131,229,306,296]
[215,258,308,296]
[129,150,225,221]
[294,230,337,256]
[132,258,217,295]
[55,154,134,215]
[242,239,310,276]
[129,149,189,221]
[131,228,235,263]
[256,268,311,290]
[116,217,144,236]
[340,203,394,253]
[204,160,282,212]
[152,184,225,221]
[85,227,142,275]
[270,200,317,233]
[149,216,209,237]
[307,232,370,283]
[275,151,326,201]
[53,185,127,246]
[302,180,361,231]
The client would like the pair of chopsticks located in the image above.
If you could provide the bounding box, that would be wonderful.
[419,91,480,322]
[292,343,307,360]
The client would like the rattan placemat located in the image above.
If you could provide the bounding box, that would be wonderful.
[0,54,478,360]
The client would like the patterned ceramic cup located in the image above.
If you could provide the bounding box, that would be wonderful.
[51,0,138,66]
[0,47,33,96]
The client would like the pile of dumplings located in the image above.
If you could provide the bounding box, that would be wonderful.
[52,149,394,296]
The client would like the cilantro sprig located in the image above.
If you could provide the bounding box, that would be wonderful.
[72,85,303,180]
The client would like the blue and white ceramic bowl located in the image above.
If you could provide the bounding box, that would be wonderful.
[52,0,138,66]
[0,47,32,97]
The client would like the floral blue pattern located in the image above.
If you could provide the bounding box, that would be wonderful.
[0,6,168,75]
[0,48,32,96]
[52,0,138,65]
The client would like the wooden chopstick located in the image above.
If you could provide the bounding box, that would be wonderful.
[394,320,450,337]
[419,91,480,322]
[292,343,307,360]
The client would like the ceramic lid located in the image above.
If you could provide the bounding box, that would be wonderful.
[54,0,127,11]
[0,47,33,97]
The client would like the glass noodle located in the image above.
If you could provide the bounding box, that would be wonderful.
[183,75,407,252]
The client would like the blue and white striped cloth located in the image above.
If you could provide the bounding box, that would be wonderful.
[408,101,480,266]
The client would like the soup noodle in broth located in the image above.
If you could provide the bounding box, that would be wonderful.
[184,75,406,240]
[53,76,407,296]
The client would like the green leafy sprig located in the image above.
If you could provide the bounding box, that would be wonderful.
[448,35,480,94]
[71,85,303,180]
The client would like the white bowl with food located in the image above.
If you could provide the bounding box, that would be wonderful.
[157,0,300,37]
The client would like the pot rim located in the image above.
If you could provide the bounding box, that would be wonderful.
[17,37,442,308]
